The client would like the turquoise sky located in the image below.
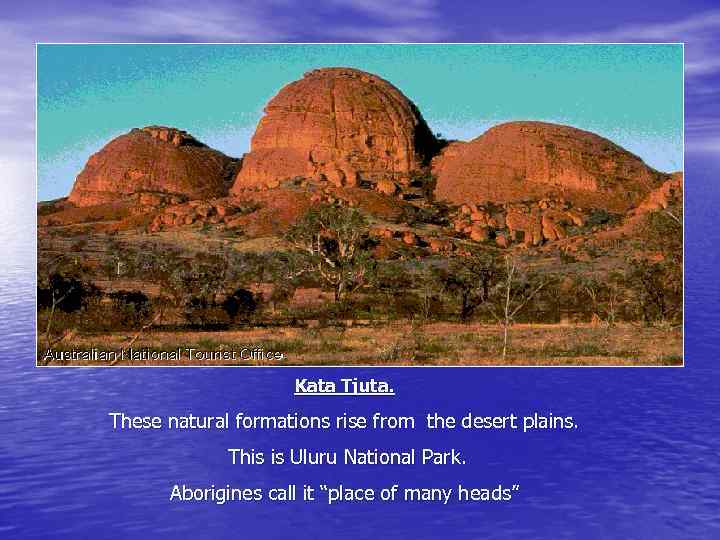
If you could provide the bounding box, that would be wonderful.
[37,44,683,201]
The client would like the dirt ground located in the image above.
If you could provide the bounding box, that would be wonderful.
[39,322,683,367]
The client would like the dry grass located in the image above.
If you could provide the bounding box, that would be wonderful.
[39,322,682,367]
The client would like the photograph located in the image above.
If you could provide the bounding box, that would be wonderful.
[36,43,683,366]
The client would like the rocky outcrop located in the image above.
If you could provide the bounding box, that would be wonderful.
[505,208,544,246]
[376,179,399,196]
[402,231,419,246]
[450,199,587,247]
[54,70,681,259]
[631,172,683,215]
[231,67,438,193]
[428,237,453,253]
[433,121,667,211]
[68,126,238,206]
[146,198,255,232]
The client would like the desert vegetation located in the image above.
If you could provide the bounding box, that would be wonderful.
[38,201,682,366]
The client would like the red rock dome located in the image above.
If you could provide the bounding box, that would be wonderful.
[68,126,238,206]
[231,67,438,193]
[433,121,667,211]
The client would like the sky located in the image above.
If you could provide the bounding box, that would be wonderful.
[1,0,719,202]
[36,43,682,201]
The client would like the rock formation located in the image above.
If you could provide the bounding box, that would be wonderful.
[68,126,238,206]
[433,121,667,211]
[631,172,683,215]
[231,67,438,193]
[53,70,680,256]
[450,199,587,247]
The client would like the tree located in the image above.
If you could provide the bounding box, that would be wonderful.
[372,260,417,320]
[108,290,151,328]
[489,255,551,361]
[434,250,498,321]
[625,258,681,324]
[222,288,258,323]
[100,238,126,281]
[414,261,440,321]
[629,201,683,324]
[37,254,97,360]
[575,272,625,327]
[285,204,375,304]
[147,251,232,328]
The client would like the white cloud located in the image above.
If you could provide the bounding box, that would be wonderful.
[685,57,720,77]
[12,1,292,43]
[328,24,448,42]
[685,138,720,154]
[0,27,37,180]
[329,0,440,23]
[316,0,447,42]
[527,10,720,43]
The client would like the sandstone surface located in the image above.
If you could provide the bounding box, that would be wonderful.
[68,126,237,206]
[433,121,667,211]
[632,172,683,215]
[428,238,453,253]
[231,67,438,193]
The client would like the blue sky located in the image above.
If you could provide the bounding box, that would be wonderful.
[0,1,719,202]
[37,43,682,201]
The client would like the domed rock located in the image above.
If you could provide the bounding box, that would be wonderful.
[68,126,238,206]
[231,67,438,193]
[433,121,667,211]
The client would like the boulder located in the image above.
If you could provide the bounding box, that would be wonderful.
[632,174,683,215]
[402,231,419,246]
[469,225,490,242]
[453,220,469,233]
[214,204,235,217]
[429,238,452,253]
[370,227,394,239]
[541,214,565,241]
[506,208,543,246]
[138,192,165,207]
[376,179,398,196]
[194,203,214,218]
[495,233,509,248]
[469,210,489,224]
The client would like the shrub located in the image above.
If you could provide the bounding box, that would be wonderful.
[38,274,98,313]
[108,290,151,328]
[222,288,258,323]
[585,209,621,229]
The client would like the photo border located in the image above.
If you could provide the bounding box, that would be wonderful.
[34,42,686,369]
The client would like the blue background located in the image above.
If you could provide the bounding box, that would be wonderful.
[3,1,720,538]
